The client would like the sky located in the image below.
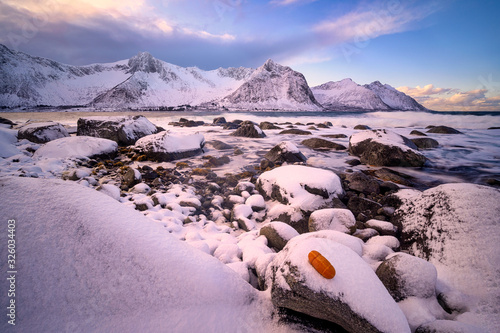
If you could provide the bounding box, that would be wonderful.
[0,0,499,111]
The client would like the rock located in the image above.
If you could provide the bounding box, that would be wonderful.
[301,138,346,151]
[410,130,427,136]
[207,140,233,150]
[256,165,344,233]
[245,194,266,211]
[316,123,329,128]
[231,124,266,138]
[212,117,227,125]
[372,168,414,187]
[347,196,382,220]
[222,122,240,130]
[259,121,282,130]
[353,228,379,242]
[279,129,312,135]
[308,208,356,234]
[260,159,275,170]
[264,141,307,164]
[354,124,371,130]
[379,181,400,193]
[134,131,205,162]
[426,126,463,134]
[364,219,397,237]
[18,121,69,143]
[346,158,361,166]
[0,116,15,127]
[488,126,500,130]
[411,138,439,149]
[122,168,141,188]
[259,222,299,251]
[415,320,483,333]
[345,171,380,195]
[322,134,348,139]
[349,129,426,167]
[77,115,160,145]
[33,136,118,160]
[376,253,437,302]
[203,155,231,167]
[268,234,410,333]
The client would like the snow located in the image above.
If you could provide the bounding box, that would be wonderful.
[350,129,416,152]
[309,208,356,233]
[0,126,21,158]
[365,219,398,233]
[277,140,300,154]
[271,234,410,333]
[134,130,205,154]
[257,165,344,212]
[398,297,450,332]
[0,176,282,333]
[97,183,121,201]
[33,136,118,160]
[245,194,266,210]
[366,235,401,250]
[297,230,365,257]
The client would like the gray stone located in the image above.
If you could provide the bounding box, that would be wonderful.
[207,140,233,150]
[426,126,463,134]
[410,130,427,136]
[301,138,346,151]
[279,129,312,135]
[347,196,382,219]
[231,124,266,138]
[259,222,299,251]
[134,131,205,162]
[259,121,282,130]
[345,171,380,195]
[354,124,371,130]
[212,117,227,125]
[411,138,439,149]
[18,121,69,143]
[264,142,307,164]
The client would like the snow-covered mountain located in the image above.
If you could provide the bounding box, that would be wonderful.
[0,44,427,111]
[364,81,427,111]
[219,59,323,111]
[312,78,427,111]
[312,79,391,111]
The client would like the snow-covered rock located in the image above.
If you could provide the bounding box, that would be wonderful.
[0,176,276,332]
[394,183,500,332]
[308,208,356,234]
[256,165,344,233]
[77,115,159,145]
[264,141,307,164]
[312,78,391,111]
[134,131,205,162]
[349,129,426,167]
[268,234,410,333]
[18,121,69,143]
[259,221,299,251]
[33,136,118,160]
[221,59,323,111]
[364,81,428,111]
[230,123,266,138]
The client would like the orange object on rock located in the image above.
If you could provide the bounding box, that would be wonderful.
[308,250,336,279]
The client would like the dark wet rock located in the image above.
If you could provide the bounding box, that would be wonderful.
[372,168,414,187]
[426,126,463,134]
[322,134,348,139]
[354,125,371,130]
[376,252,437,302]
[122,168,141,187]
[316,123,329,129]
[264,141,307,164]
[231,124,266,138]
[379,181,400,193]
[259,222,299,251]
[233,148,244,156]
[207,140,233,150]
[18,121,70,143]
[488,126,500,130]
[0,116,15,127]
[307,126,318,131]
[77,115,160,145]
[347,196,382,220]
[345,171,380,195]
[260,159,275,170]
[410,130,427,136]
[346,159,361,166]
[279,129,312,135]
[349,129,426,167]
[301,138,346,151]
[364,219,397,237]
[222,122,240,130]
[203,155,231,167]
[259,121,282,130]
[134,131,205,162]
[212,117,227,125]
[411,138,439,149]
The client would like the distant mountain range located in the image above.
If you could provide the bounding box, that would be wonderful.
[0,44,427,111]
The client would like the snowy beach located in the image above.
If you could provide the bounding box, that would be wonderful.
[1,110,500,332]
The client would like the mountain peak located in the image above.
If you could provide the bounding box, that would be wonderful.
[128,52,162,74]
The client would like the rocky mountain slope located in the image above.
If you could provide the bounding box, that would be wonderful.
[0,44,427,111]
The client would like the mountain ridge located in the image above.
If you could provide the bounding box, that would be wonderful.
[0,44,428,111]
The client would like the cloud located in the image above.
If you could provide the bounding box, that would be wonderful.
[313,1,441,46]
[270,0,317,6]
[400,85,500,111]
[397,84,455,97]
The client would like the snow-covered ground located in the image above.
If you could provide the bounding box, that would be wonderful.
[1,110,500,332]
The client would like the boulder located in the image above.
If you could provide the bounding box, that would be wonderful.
[410,130,427,136]
[372,168,414,187]
[322,134,348,139]
[222,122,240,130]
[301,138,346,151]
[134,131,205,162]
[259,222,299,251]
[364,219,397,237]
[259,121,282,130]
[231,124,266,138]
[349,129,426,167]
[415,320,483,333]
[308,208,356,234]
[411,138,439,149]
[77,115,159,145]
[256,165,344,233]
[264,141,307,164]
[207,140,233,150]
[426,126,462,134]
[279,129,312,135]
[354,124,371,130]
[347,196,382,220]
[18,121,69,143]
[33,136,118,160]
[376,252,437,302]
[212,117,227,125]
[0,116,15,127]
[345,171,380,195]
[268,234,410,333]
[122,168,142,188]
